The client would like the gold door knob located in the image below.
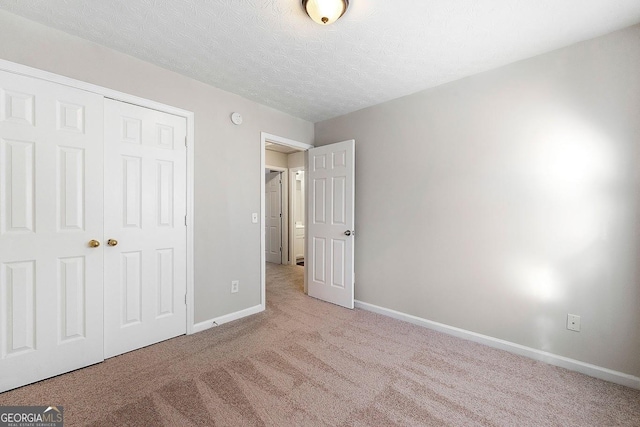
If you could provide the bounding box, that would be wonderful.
[88,240,101,248]
[107,239,118,247]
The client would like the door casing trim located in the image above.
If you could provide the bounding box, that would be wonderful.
[260,132,313,309]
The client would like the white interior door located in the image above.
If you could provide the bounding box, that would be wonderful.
[0,71,104,391]
[265,171,282,264]
[307,140,355,309]
[103,99,187,358]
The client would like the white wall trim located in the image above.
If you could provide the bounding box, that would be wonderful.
[355,300,640,390]
[260,132,313,309]
[0,59,197,336]
[192,304,264,334]
[185,113,195,335]
[262,133,313,152]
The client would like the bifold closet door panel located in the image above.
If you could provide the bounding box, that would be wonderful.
[103,99,187,358]
[0,70,104,392]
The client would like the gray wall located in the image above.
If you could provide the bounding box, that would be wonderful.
[0,10,314,323]
[288,151,305,169]
[265,150,288,169]
[315,25,640,377]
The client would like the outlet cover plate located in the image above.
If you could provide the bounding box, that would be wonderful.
[567,314,581,332]
[231,280,239,293]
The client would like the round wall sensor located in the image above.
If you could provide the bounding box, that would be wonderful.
[231,112,243,125]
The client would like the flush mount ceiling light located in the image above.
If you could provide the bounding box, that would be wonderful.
[302,0,349,25]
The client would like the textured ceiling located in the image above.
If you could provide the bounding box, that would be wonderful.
[1,0,640,122]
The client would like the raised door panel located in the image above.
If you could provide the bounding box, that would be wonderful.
[1,260,36,358]
[313,178,326,224]
[58,256,86,342]
[1,90,35,126]
[331,239,345,289]
[312,237,326,284]
[313,153,327,172]
[57,147,85,231]
[56,102,85,133]
[157,248,174,317]
[122,251,142,326]
[332,176,346,226]
[157,160,174,227]
[122,156,142,228]
[269,227,279,253]
[0,139,35,234]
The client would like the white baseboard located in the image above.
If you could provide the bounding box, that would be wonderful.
[191,304,264,334]
[355,300,640,390]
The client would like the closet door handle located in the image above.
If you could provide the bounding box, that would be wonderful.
[107,239,118,247]
[88,240,101,248]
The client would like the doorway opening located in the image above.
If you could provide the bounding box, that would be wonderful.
[291,168,305,267]
[265,144,305,266]
[264,165,304,267]
[260,133,313,309]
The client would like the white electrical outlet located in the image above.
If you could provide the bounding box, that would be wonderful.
[567,314,581,332]
[231,280,239,293]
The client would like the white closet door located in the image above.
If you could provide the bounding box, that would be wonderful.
[103,99,187,358]
[0,71,104,392]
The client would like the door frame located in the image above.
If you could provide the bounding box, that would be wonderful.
[260,133,313,308]
[0,59,197,335]
[264,166,288,265]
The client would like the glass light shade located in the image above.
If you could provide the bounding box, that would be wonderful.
[303,0,349,25]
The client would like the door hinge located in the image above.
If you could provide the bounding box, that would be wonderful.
[185,136,187,148]
[185,294,187,304]
[185,215,187,226]
[279,213,282,217]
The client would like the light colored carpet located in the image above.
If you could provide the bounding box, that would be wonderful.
[1,263,639,426]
